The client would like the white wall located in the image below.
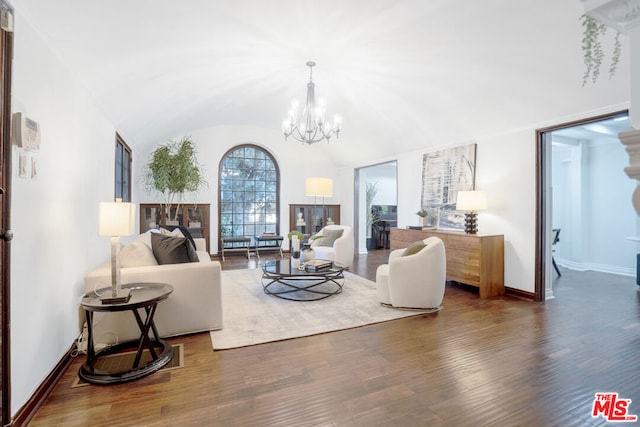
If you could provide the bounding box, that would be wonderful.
[587,139,638,272]
[342,126,546,294]
[631,26,640,129]
[553,136,639,275]
[366,164,397,206]
[10,12,119,415]
[553,142,586,264]
[133,125,341,252]
[373,178,396,206]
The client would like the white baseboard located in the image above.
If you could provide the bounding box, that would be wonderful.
[556,258,635,277]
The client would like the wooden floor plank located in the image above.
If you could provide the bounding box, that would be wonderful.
[25,252,640,426]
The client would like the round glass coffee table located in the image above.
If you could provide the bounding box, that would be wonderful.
[262,259,345,301]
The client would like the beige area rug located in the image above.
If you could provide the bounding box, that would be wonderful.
[71,343,184,388]
[210,268,440,350]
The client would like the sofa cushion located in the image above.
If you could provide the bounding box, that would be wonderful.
[160,225,197,250]
[315,228,344,247]
[151,233,199,265]
[402,241,426,257]
[121,233,158,268]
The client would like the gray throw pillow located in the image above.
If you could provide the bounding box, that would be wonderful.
[402,241,426,257]
[151,233,199,265]
[317,229,344,247]
[159,224,197,251]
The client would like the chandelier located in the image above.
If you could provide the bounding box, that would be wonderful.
[283,61,341,144]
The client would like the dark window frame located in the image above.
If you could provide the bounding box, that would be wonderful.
[218,144,280,250]
[115,133,132,202]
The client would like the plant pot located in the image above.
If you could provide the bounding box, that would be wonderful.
[366,236,377,250]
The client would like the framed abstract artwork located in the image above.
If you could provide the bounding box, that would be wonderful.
[421,143,477,230]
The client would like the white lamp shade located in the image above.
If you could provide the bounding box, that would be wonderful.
[456,191,487,211]
[305,177,333,197]
[98,202,136,236]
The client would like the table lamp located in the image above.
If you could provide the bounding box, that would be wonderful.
[305,177,333,229]
[98,200,136,303]
[305,177,333,201]
[456,191,487,234]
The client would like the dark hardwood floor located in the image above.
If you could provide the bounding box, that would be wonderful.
[26,251,640,426]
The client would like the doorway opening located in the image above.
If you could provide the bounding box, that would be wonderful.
[354,161,397,254]
[536,110,633,301]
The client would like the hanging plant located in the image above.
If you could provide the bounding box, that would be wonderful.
[581,14,622,86]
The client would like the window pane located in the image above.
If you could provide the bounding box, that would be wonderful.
[115,136,132,202]
[116,143,123,168]
[123,149,130,202]
[219,145,279,244]
[115,142,123,199]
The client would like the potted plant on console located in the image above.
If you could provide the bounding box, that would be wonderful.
[143,135,208,224]
[416,209,428,227]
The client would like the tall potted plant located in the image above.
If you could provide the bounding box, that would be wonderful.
[365,181,379,250]
[144,135,208,222]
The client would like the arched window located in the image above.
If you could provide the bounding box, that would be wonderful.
[218,144,280,248]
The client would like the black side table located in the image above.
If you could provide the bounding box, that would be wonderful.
[79,282,174,385]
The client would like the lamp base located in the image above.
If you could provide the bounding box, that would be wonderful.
[100,288,132,304]
[464,211,478,234]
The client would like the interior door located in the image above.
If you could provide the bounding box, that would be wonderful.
[535,111,630,302]
[0,5,13,424]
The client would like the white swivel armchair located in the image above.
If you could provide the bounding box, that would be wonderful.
[376,236,446,309]
[310,225,354,268]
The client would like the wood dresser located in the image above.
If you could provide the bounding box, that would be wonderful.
[390,228,504,298]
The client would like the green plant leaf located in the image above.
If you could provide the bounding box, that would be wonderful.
[144,135,208,205]
[581,14,620,86]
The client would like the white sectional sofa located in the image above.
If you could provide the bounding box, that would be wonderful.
[83,231,222,346]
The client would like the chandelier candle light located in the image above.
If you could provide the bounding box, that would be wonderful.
[283,61,341,144]
[456,190,487,234]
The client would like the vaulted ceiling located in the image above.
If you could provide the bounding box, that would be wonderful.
[12,0,630,166]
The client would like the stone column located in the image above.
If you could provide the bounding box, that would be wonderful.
[620,130,640,214]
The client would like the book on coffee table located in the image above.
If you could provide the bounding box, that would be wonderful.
[305,259,333,272]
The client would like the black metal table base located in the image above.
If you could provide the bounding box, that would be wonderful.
[79,289,174,385]
[78,339,173,385]
[262,274,345,301]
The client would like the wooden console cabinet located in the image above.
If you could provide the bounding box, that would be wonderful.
[140,203,210,252]
[289,204,340,236]
[390,228,504,298]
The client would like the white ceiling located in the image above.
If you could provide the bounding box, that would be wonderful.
[11,0,631,166]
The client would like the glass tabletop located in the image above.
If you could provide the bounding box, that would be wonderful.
[80,282,173,312]
[262,259,343,277]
